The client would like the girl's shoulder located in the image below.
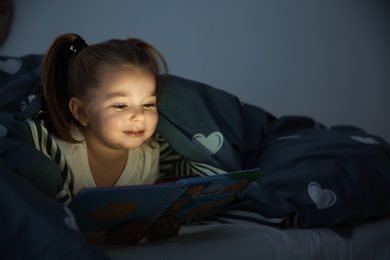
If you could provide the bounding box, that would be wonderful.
[52,128,85,156]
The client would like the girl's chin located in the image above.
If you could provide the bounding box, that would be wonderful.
[121,143,145,150]
[118,139,150,150]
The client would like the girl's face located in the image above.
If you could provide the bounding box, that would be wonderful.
[80,69,158,151]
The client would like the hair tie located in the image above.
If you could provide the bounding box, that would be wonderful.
[69,37,88,53]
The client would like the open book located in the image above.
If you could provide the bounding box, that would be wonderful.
[69,168,260,232]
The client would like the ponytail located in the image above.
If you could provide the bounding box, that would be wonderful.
[42,33,85,143]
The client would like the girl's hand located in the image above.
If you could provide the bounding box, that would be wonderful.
[146,216,181,242]
[84,220,147,245]
[105,220,148,245]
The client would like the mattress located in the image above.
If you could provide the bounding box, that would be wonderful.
[104,216,390,260]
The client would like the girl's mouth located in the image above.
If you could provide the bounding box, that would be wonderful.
[123,130,145,137]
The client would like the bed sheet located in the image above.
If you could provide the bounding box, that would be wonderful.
[104,216,390,260]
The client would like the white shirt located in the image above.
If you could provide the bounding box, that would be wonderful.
[53,132,160,195]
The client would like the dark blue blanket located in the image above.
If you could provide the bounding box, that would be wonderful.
[0,159,108,259]
[156,75,390,228]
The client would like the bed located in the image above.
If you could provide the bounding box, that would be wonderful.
[1,54,390,259]
[105,217,390,260]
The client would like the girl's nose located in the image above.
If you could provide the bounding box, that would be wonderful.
[130,107,145,122]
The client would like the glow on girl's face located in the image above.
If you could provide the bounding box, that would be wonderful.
[83,69,158,151]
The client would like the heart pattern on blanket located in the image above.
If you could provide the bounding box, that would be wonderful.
[350,135,379,145]
[308,182,337,209]
[0,58,22,74]
[192,131,224,155]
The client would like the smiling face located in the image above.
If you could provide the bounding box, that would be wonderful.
[71,69,158,151]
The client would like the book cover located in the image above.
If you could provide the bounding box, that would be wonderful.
[69,169,260,232]
[160,169,260,223]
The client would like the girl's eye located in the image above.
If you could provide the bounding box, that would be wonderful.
[143,103,156,108]
[113,104,128,110]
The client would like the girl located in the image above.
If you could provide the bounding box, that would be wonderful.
[42,33,184,245]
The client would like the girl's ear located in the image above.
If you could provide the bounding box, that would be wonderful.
[69,97,89,126]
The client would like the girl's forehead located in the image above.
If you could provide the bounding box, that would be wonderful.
[94,69,156,97]
[101,68,155,85]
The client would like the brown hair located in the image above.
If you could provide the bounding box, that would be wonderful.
[42,33,168,143]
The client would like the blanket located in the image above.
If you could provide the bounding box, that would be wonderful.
[156,75,390,228]
[0,159,109,259]
[1,55,390,247]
